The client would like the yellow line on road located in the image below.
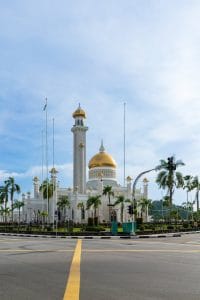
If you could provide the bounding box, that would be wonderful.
[63,239,82,300]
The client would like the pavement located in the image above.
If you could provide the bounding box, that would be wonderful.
[0,233,200,299]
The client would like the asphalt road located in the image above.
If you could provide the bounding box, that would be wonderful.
[0,234,200,300]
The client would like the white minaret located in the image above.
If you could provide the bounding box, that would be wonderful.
[33,176,40,198]
[143,178,149,198]
[71,104,88,194]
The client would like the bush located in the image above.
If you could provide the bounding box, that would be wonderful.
[167,225,174,230]
[183,223,189,229]
[85,226,105,232]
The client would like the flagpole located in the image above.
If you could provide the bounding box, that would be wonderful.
[52,117,55,229]
[44,97,49,222]
[123,102,126,187]
[41,129,44,213]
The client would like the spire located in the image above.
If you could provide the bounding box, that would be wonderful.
[72,104,86,119]
[99,140,105,152]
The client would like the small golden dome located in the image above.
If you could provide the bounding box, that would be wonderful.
[143,177,149,183]
[88,142,116,169]
[72,104,86,118]
[50,167,58,174]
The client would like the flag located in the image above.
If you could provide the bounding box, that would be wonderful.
[43,99,47,111]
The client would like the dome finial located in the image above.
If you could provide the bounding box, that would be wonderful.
[72,104,86,118]
[99,140,105,152]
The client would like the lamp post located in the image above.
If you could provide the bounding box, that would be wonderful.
[132,167,159,234]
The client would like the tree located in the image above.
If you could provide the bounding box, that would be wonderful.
[4,177,21,223]
[12,200,24,224]
[102,185,114,222]
[86,195,101,225]
[156,156,184,206]
[170,209,180,222]
[57,195,70,222]
[192,176,200,211]
[0,185,9,223]
[183,175,194,220]
[113,195,130,223]
[39,180,55,218]
[77,202,85,223]
[0,206,10,223]
[138,198,152,222]
[182,201,195,220]
[39,211,48,224]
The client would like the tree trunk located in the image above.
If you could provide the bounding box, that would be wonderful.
[146,205,149,222]
[19,209,20,224]
[169,187,173,207]
[187,191,189,221]
[197,189,199,211]
[11,191,14,223]
[108,195,111,223]
[121,206,123,223]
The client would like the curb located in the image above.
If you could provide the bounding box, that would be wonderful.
[1,231,199,239]
[0,232,185,239]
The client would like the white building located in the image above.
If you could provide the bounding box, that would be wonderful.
[22,105,148,224]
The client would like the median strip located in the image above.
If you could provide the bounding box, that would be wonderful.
[63,239,82,300]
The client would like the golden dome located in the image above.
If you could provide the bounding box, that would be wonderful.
[72,104,86,118]
[88,141,116,169]
[49,167,58,174]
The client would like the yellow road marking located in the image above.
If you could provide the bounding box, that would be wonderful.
[63,239,82,300]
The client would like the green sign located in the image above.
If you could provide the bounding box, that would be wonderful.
[111,221,118,235]
[122,222,136,233]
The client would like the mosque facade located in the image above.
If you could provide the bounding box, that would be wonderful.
[22,105,148,224]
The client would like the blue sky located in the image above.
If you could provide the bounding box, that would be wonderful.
[0,0,200,205]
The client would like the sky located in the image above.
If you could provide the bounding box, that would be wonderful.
[0,0,199,205]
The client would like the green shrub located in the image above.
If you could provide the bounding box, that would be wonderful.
[85,226,105,232]
[167,225,174,230]
[183,223,189,228]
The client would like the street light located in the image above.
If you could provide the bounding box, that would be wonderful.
[131,167,160,234]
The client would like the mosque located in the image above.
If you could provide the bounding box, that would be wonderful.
[22,105,148,224]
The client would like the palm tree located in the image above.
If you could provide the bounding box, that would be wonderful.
[183,175,193,220]
[77,201,85,223]
[0,206,4,222]
[0,185,9,223]
[39,211,48,224]
[138,198,152,222]
[12,200,24,224]
[4,177,21,223]
[57,195,70,222]
[192,176,200,211]
[39,180,54,218]
[102,185,114,222]
[182,201,195,220]
[86,195,101,225]
[156,156,185,206]
[113,195,130,223]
